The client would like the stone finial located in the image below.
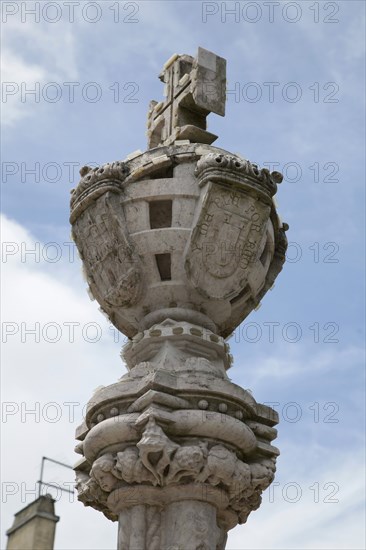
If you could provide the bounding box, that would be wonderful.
[147,47,226,148]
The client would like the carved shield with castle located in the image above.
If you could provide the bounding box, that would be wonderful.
[185,182,271,300]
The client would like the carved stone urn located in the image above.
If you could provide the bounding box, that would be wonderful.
[71,48,288,550]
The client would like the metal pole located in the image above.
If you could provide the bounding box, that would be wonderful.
[37,456,74,497]
[38,456,46,497]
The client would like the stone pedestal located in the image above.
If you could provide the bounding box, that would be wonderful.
[71,48,288,549]
[73,330,280,548]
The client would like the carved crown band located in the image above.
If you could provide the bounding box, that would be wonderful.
[70,161,129,222]
[195,153,282,199]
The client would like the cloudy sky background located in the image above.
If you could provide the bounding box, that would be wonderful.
[1,1,365,548]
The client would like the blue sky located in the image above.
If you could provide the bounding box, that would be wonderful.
[1,1,365,549]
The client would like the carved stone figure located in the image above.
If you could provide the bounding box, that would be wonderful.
[75,468,117,521]
[90,454,119,493]
[165,443,207,484]
[196,445,237,485]
[114,447,157,486]
[250,458,276,491]
[228,460,251,502]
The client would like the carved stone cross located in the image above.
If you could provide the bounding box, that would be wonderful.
[147,47,226,148]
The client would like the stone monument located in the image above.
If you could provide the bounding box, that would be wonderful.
[71,47,288,549]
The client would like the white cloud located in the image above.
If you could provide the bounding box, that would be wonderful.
[227,449,365,549]
[1,17,79,126]
[240,344,364,383]
[1,48,47,126]
[1,214,121,549]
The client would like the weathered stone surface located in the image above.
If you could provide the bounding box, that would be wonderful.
[70,144,287,340]
[147,47,226,148]
[74,328,280,545]
[71,48,288,550]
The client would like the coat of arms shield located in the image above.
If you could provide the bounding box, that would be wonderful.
[185,182,271,300]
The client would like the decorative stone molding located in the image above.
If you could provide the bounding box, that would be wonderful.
[74,323,280,537]
[75,416,277,532]
[122,319,232,372]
